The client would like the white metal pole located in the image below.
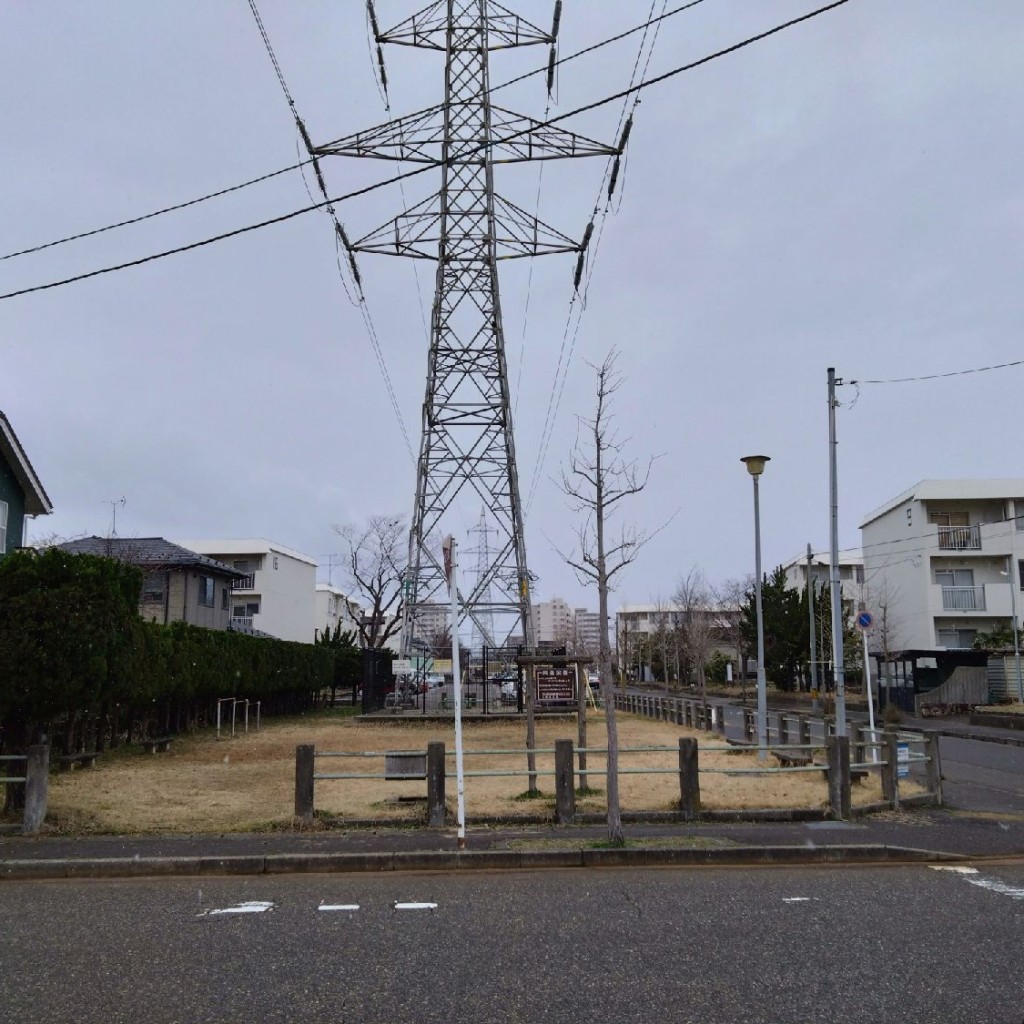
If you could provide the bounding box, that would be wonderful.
[231,699,237,739]
[448,538,467,849]
[216,699,222,741]
[1009,557,1023,703]
[244,700,249,734]
[256,701,261,731]
[863,629,878,763]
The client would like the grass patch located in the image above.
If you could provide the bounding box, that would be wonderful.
[575,786,604,797]
[512,789,550,802]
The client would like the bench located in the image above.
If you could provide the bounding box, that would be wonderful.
[141,737,172,754]
[57,751,99,771]
[771,749,812,768]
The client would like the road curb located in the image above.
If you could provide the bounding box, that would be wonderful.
[0,844,963,881]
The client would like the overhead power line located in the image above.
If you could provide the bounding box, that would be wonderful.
[849,358,1024,385]
[0,0,856,303]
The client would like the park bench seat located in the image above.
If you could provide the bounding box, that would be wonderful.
[57,751,99,771]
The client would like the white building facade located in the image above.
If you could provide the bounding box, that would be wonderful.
[859,480,1024,650]
[177,538,317,643]
[532,597,575,645]
[314,583,362,641]
[780,548,867,613]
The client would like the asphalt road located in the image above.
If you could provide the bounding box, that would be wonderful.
[938,735,1024,814]
[3,865,1023,1023]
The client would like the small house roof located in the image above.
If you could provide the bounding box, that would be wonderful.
[57,536,243,576]
[0,411,52,516]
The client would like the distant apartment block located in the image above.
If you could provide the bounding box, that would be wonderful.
[860,480,1024,650]
[177,538,317,643]
[573,608,603,654]
[315,583,362,640]
[532,597,574,645]
[780,548,866,613]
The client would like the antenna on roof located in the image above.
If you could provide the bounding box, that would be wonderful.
[103,496,126,538]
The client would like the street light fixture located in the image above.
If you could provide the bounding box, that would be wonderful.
[999,558,1023,702]
[741,454,770,760]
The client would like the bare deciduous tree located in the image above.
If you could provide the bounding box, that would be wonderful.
[674,568,718,719]
[717,575,753,699]
[556,351,654,845]
[335,515,407,649]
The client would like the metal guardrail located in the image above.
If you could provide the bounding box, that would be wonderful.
[0,753,27,784]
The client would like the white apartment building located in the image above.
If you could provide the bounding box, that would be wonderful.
[177,538,317,643]
[859,480,1024,650]
[532,597,574,645]
[780,548,866,613]
[573,608,603,654]
[315,583,362,641]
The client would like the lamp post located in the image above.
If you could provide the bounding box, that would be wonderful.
[741,455,770,760]
[1001,558,1023,702]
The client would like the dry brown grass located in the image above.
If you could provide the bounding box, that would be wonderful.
[46,710,916,834]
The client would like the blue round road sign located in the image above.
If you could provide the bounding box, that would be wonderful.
[856,611,873,630]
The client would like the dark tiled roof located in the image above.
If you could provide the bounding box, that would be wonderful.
[56,537,242,577]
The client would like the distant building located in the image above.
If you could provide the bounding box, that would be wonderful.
[314,583,362,640]
[573,607,603,654]
[177,538,317,643]
[780,548,866,614]
[532,597,574,645]
[860,479,1024,650]
[0,410,52,558]
[57,536,240,630]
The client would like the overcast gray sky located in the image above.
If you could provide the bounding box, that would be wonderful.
[3,1,1022,613]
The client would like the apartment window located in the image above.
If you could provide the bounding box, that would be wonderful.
[937,627,976,649]
[234,601,260,617]
[936,568,974,588]
[198,575,215,607]
[0,500,7,553]
[233,560,251,573]
[1015,500,1024,530]
[853,565,864,584]
[1017,560,1024,592]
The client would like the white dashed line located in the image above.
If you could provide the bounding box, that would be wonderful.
[930,865,1024,900]
[319,904,361,912]
[394,902,437,911]
[201,901,275,916]
[782,897,812,903]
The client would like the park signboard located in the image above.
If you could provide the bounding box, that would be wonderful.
[536,666,576,704]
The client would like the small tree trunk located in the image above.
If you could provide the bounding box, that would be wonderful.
[577,666,588,790]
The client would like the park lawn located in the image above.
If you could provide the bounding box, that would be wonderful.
[45,710,910,834]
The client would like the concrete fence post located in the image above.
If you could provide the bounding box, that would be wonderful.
[799,716,811,748]
[678,737,700,820]
[924,730,942,805]
[427,741,447,826]
[554,739,576,824]
[852,726,865,767]
[880,731,898,808]
[294,743,315,824]
[22,743,50,836]
[827,735,851,820]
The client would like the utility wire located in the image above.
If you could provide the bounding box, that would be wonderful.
[3,0,707,267]
[0,0,856,303]
[0,161,309,263]
[849,359,1024,385]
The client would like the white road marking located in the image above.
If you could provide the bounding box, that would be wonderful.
[201,900,274,916]
[319,904,361,912]
[931,865,1024,900]
[394,902,437,911]
[782,897,812,903]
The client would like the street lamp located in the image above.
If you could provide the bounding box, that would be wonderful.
[741,455,770,760]
[1000,558,1023,702]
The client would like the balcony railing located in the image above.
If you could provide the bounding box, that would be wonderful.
[230,616,254,630]
[941,585,986,611]
[937,525,981,550]
[231,574,255,591]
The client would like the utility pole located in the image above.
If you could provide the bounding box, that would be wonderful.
[827,367,847,737]
[322,2,617,656]
[807,543,818,693]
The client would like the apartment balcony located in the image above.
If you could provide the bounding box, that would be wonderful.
[940,585,986,612]
[937,525,981,551]
[230,616,253,630]
[231,574,255,591]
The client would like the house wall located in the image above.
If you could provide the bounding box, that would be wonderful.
[315,586,361,639]
[141,569,232,629]
[0,456,27,557]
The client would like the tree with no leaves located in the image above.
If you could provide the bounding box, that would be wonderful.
[335,515,407,649]
[557,350,654,845]
[674,568,718,718]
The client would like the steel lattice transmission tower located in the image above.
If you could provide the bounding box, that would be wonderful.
[319,1,615,653]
